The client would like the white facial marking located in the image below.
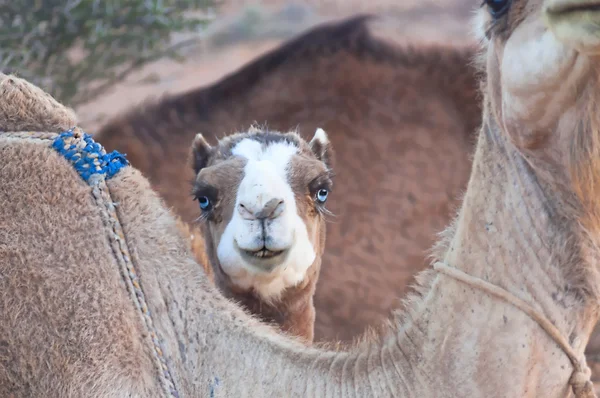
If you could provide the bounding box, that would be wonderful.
[231,138,262,161]
[217,137,317,300]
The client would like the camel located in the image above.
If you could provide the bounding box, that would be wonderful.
[3,0,600,396]
[184,125,334,343]
[112,121,335,344]
[94,14,483,343]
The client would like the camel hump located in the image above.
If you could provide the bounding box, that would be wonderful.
[0,73,77,133]
[0,73,129,185]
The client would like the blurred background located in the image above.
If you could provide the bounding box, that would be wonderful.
[1,0,475,131]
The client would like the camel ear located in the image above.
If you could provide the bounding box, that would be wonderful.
[309,128,334,170]
[191,133,213,174]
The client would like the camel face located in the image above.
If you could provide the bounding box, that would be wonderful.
[477,0,598,169]
[191,127,333,301]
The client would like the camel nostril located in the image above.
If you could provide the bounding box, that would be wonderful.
[271,200,285,218]
[238,202,256,219]
[238,198,285,220]
[255,198,285,220]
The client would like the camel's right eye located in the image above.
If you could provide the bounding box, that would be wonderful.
[484,0,511,18]
[197,196,211,211]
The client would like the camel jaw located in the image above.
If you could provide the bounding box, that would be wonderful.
[544,0,600,53]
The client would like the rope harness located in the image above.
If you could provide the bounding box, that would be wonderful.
[434,262,596,398]
[8,129,179,398]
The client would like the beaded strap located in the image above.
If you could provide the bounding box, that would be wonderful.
[51,127,128,183]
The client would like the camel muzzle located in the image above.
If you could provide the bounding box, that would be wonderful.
[544,0,600,53]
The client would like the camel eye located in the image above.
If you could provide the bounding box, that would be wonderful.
[484,0,511,17]
[316,189,329,203]
[198,196,211,210]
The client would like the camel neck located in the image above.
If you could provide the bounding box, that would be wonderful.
[446,118,563,308]
[444,115,598,327]
[397,116,597,396]
[335,114,600,397]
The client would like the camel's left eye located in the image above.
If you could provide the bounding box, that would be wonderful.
[484,0,511,18]
[316,189,329,203]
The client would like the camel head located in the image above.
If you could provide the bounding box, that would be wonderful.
[474,0,600,146]
[190,126,334,301]
[474,0,600,259]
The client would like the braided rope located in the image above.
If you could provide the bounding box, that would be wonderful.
[0,132,59,140]
[1,130,181,397]
[434,262,596,398]
[90,181,180,398]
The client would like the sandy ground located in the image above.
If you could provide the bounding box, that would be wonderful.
[77,0,477,130]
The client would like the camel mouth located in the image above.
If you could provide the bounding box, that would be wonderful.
[546,0,600,15]
[544,0,600,53]
[235,241,291,272]
[244,247,285,259]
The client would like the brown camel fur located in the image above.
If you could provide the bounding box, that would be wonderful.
[94,14,483,343]
[175,217,214,281]
[4,1,600,393]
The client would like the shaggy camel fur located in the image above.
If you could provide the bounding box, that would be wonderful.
[4,0,600,396]
[186,126,334,343]
[94,14,483,342]
[175,218,213,280]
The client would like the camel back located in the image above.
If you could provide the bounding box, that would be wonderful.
[0,74,210,397]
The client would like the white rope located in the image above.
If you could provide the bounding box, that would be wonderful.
[434,261,596,398]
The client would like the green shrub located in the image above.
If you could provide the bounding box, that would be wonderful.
[0,0,217,106]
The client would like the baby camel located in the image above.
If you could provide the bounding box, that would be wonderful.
[186,126,334,343]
